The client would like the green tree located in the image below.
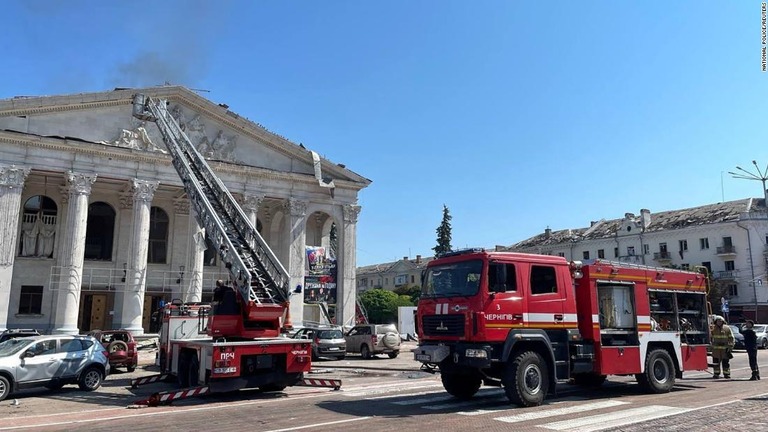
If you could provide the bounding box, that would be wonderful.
[360,288,414,323]
[393,284,421,304]
[433,204,452,256]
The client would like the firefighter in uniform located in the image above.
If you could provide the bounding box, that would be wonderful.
[711,315,735,379]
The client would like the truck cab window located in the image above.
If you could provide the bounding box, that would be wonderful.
[422,259,483,298]
[488,263,517,292]
[530,265,557,295]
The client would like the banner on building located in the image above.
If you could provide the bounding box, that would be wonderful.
[304,246,337,304]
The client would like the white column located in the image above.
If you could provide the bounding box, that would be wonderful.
[185,208,205,303]
[118,179,158,335]
[53,171,97,334]
[241,193,264,229]
[285,198,308,327]
[0,165,30,331]
[339,204,361,327]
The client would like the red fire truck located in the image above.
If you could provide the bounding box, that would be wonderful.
[129,94,339,406]
[413,249,710,407]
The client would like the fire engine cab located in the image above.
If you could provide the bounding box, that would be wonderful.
[414,249,710,407]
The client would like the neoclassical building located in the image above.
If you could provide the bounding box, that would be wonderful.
[0,86,370,335]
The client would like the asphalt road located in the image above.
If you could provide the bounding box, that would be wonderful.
[2,343,767,432]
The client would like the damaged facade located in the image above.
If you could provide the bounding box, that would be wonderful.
[508,199,768,322]
[0,86,370,334]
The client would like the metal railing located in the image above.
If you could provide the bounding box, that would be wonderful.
[653,251,672,260]
[716,245,737,255]
[48,266,229,293]
[713,270,740,280]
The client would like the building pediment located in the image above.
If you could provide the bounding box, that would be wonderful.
[0,86,370,189]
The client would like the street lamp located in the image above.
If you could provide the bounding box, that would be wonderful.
[728,161,768,321]
[728,160,768,203]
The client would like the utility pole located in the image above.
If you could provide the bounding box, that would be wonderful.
[728,161,768,321]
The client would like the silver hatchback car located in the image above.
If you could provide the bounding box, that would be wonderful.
[0,334,110,401]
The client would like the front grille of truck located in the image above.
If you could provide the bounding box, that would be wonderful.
[421,314,465,337]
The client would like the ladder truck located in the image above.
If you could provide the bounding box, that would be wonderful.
[129,94,340,406]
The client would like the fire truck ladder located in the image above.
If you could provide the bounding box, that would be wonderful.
[356,298,369,324]
[131,94,290,306]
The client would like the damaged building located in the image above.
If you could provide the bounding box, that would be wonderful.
[0,86,370,334]
[508,199,768,322]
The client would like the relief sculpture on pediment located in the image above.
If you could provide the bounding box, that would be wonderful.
[210,130,239,162]
[187,116,211,156]
[108,120,168,154]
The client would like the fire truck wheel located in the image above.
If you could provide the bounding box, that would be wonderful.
[441,372,481,400]
[571,373,607,387]
[503,351,548,407]
[636,349,675,393]
[361,344,372,359]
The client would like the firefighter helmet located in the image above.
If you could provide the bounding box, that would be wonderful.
[714,315,725,323]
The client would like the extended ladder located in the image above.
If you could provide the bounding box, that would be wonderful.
[131,94,290,306]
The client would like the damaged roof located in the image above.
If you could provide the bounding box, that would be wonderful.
[510,198,764,250]
[357,256,434,275]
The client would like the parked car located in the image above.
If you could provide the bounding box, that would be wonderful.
[728,324,746,349]
[0,329,40,343]
[345,324,401,359]
[292,325,346,360]
[87,330,138,372]
[0,334,110,402]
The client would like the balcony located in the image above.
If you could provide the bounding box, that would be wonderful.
[653,251,673,262]
[716,245,737,256]
[713,270,740,280]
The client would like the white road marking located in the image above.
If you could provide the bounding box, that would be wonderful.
[423,395,509,410]
[457,397,590,416]
[391,388,504,406]
[363,385,445,400]
[492,400,628,423]
[342,381,442,397]
[261,417,371,432]
[539,405,691,431]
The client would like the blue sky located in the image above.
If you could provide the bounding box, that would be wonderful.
[3,1,767,266]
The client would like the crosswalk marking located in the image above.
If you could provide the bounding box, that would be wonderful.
[364,387,445,400]
[423,395,509,410]
[392,388,504,406]
[539,405,691,431]
[341,381,441,397]
[493,400,628,423]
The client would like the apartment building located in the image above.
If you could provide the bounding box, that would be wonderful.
[357,255,432,292]
[507,198,768,322]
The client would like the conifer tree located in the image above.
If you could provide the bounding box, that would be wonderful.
[432,204,453,256]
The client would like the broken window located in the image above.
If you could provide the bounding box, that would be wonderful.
[84,202,116,261]
[148,206,169,264]
[19,195,58,258]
